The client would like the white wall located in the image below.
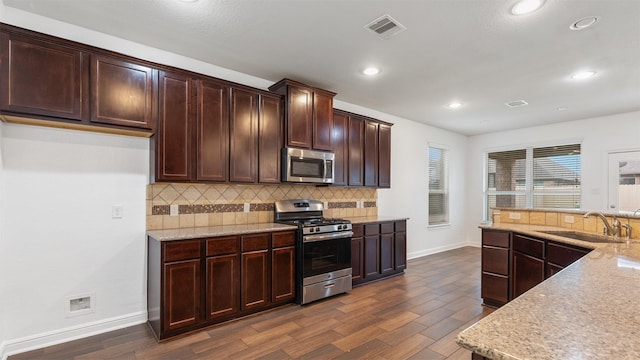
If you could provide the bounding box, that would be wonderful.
[0,122,7,358]
[465,111,640,246]
[0,124,149,356]
[335,102,470,259]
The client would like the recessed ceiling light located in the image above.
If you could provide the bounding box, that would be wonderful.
[570,70,597,80]
[448,102,463,109]
[570,16,599,30]
[362,67,380,76]
[511,0,545,15]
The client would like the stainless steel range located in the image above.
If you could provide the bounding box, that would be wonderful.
[274,199,353,305]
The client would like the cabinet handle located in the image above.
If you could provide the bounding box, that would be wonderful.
[324,283,336,289]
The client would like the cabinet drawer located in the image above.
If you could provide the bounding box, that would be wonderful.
[547,241,589,267]
[164,240,201,262]
[482,246,509,275]
[352,224,364,237]
[272,231,295,248]
[482,272,509,304]
[482,230,510,248]
[380,222,394,234]
[364,224,380,236]
[206,236,238,256]
[395,221,406,232]
[513,234,545,259]
[242,233,270,252]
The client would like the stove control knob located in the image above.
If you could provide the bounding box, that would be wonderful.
[315,227,320,232]
[337,225,343,230]
[309,228,314,233]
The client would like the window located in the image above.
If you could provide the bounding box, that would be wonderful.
[608,150,640,213]
[486,144,581,220]
[429,147,449,225]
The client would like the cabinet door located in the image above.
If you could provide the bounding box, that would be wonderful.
[364,121,379,187]
[363,235,380,278]
[0,33,88,121]
[378,124,391,188]
[206,254,239,320]
[351,237,364,283]
[312,91,333,151]
[258,95,282,183]
[241,250,270,311]
[286,86,313,148]
[156,71,193,181]
[512,251,545,298]
[348,116,365,186]
[229,88,258,183]
[481,272,509,307]
[380,233,394,274]
[90,55,156,129]
[196,79,229,182]
[272,246,295,303]
[394,231,407,271]
[332,111,349,186]
[163,259,200,331]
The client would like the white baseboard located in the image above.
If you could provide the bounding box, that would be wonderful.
[407,241,469,260]
[2,311,147,359]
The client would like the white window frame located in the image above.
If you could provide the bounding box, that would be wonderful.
[428,144,449,226]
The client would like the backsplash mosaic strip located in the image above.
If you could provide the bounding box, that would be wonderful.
[147,183,378,230]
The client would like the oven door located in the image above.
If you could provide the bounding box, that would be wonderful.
[302,231,352,279]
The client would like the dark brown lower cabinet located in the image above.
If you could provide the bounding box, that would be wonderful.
[148,230,296,340]
[352,220,407,286]
[480,229,591,308]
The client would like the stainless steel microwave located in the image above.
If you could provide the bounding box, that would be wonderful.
[282,147,334,184]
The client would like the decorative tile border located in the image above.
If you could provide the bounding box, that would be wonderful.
[364,201,377,208]
[329,201,357,209]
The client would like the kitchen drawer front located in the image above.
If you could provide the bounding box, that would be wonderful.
[272,231,295,248]
[164,240,201,262]
[352,224,364,237]
[206,236,238,257]
[242,233,270,252]
[482,246,509,275]
[547,241,589,268]
[481,272,509,305]
[513,234,545,259]
[364,224,380,236]
[380,222,394,234]
[482,230,510,248]
[395,220,406,232]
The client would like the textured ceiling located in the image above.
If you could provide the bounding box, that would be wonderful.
[5,0,640,135]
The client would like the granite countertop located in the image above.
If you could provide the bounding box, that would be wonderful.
[345,216,409,224]
[147,223,298,241]
[456,223,640,359]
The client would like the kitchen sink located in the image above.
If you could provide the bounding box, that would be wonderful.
[538,230,625,243]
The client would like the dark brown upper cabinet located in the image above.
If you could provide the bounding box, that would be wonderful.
[364,121,379,187]
[259,94,283,183]
[331,110,350,186]
[348,115,365,186]
[269,78,335,151]
[155,70,194,182]
[229,88,259,183]
[0,32,89,121]
[0,24,157,135]
[90,54,157,130]
[196,79,230,182]
[378,124,391,188]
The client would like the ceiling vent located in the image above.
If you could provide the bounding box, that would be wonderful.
[365,14,406,40]
[505,100,529,108]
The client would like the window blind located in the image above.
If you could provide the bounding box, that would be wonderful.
[429,147,449,225]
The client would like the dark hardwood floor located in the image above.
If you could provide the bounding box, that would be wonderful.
[10,246,492,360]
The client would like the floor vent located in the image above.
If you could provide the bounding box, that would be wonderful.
[365,14,406,40]
[505,100,529,108]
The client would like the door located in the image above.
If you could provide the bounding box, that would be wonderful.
[312,91,333,151]
[206,254,239,320]
[364,121,379,187]
[229,88,258,183]
[286,86,313,148]
[348,116,365,186]
[196,79,229,182]
[378,124,392,188]
[163,260,200,331]
[259,95,282,183]
[332,110,349,186]
[608,150,640,213]
[241,250,270,311]
[272,246,295,302]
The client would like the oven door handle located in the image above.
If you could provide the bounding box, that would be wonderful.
[303,231,353,243]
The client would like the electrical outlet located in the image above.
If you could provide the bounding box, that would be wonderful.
[170,204,179,216]
[65,293,95,318]
[508,212,521,220]
[111,205,123,219]
[323,201,329,209]
[564,215,575,224]
[244,203,250,213]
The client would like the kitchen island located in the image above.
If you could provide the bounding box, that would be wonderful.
[457,224,640,359]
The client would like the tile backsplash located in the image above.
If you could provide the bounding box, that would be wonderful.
[147,183,377,230]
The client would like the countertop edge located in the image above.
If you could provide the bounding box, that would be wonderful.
[147,223,298,241]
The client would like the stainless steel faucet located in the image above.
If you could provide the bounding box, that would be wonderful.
[633,208,640,216]
[583,211,621,237]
